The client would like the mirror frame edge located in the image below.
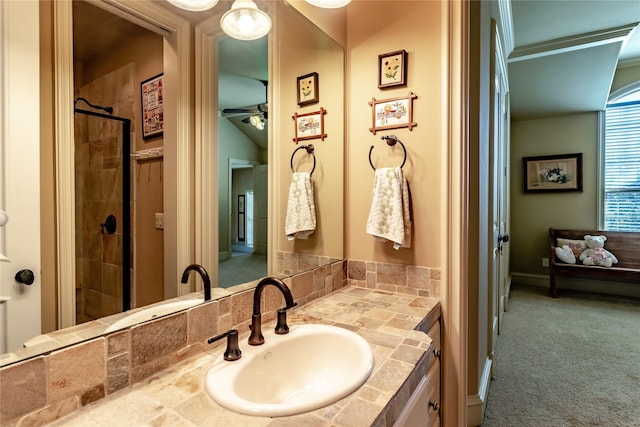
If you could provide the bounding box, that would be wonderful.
[194,14,224,280]
[52,0,193,329]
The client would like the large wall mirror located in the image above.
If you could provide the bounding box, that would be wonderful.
[1,0,343,366]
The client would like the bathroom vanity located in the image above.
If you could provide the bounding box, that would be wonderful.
[46,286,441,427]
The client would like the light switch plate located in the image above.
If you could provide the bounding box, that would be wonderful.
[155,213,164,230]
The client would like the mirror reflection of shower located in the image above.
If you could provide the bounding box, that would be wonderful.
[73,99,131,322]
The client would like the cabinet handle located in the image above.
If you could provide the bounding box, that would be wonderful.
[429,401,440,411]
[433,347,441,358]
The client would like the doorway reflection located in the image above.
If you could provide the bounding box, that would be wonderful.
[218,161,267,288]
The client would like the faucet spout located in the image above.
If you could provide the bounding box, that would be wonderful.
[181,264,211,302]
[248,277,296,346]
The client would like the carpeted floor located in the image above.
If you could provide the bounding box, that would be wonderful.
[483,284,640,426]
[218,251,267,288]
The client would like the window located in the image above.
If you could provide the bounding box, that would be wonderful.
[602,84,640,231]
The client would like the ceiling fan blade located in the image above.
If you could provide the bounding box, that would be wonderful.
[223,108,255,114]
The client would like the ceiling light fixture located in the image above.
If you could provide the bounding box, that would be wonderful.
[304,0,351,8]
[249,114,265,130]
[220,0,272,41]
[166,0,219,12]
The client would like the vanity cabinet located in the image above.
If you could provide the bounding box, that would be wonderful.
[394,317,441,427]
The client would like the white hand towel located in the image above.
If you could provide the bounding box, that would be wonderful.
[285,172,316,240]
[366,167,411,249]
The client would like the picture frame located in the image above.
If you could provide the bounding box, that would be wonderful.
[141,73,164,139]
[237,195,245,242]
[369,92,417,134]
[523,153,583,193]
[378,49,407,89]
[292,108,327,144]
[297,72,319,106]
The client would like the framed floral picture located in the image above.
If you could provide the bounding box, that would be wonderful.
[378,50,407,89]
[292,108,327,144]
[297,72,319,106]
[369,92,417,134]
[141,73,164,139]
[523,153,583,193]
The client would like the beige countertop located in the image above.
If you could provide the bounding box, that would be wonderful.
[49,286,441,427]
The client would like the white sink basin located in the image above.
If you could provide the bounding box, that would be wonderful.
[205,324,374,417]
[105,298,201,332]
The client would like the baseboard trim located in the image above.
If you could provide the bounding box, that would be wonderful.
[467,356,492,426]
[511,272,640,298]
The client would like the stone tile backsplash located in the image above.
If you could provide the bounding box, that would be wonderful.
[0,259,440,426]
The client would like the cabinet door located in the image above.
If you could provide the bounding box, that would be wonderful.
[394,359,441,427]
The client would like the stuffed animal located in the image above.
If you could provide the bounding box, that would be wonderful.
[553,238,588,264]
[579,234,619,267]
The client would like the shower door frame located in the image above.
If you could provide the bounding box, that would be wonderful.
[74,108,131,312]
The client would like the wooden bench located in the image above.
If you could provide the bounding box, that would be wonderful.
[549,228,640,298]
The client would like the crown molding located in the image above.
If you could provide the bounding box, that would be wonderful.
[508,23,637,63]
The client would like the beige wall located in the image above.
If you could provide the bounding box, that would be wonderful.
[510,113,599,275]
[40,0,57,333]
[345,1,443,268]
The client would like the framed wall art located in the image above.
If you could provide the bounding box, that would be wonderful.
[237,195,245,242]
[523,153,583,193]
[369,92,417,134]
[297,72,319,106]
[378,49,407,89]
[292,108,327,144]
[141,73,164,139]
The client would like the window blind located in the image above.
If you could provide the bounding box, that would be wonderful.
[604,99,640,232]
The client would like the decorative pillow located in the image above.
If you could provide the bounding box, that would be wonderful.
[555,245,576,264]
[556,238,588,258]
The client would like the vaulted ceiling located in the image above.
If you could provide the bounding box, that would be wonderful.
[507,0,640,120]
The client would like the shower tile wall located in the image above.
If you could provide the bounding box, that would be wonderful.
[75,63,135,323]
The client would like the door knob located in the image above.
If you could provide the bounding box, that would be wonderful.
[15,269,35,285]
[498,234,509,243]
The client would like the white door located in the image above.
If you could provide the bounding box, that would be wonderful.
[489,21,510,356]
[0,0,42,353]
[245,191,254,248]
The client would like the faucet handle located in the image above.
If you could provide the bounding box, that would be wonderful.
[208,329,242,361]
[275,305,296,335]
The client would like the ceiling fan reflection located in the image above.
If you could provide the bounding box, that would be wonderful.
[221,79,268,129]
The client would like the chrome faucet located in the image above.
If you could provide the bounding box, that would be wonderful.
[181,264,211,302]
[248,277,297,346]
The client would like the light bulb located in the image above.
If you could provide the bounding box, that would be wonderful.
[304,0,351,8]
[166,0,219,12]
[221,0,271,41]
